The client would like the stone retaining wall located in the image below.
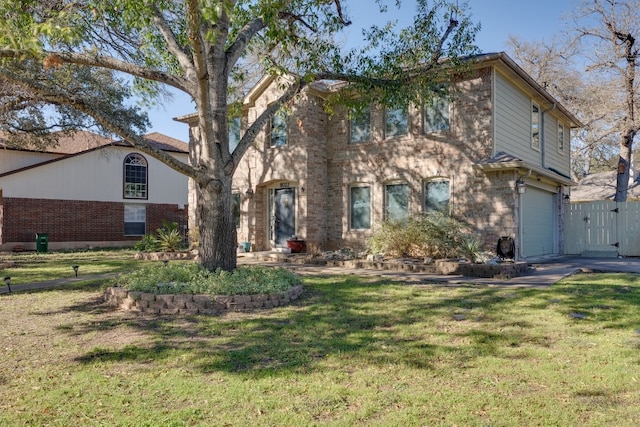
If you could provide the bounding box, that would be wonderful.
[104,285,304,315]
[435,259,528,279]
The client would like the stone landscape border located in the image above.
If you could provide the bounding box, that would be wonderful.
[104,285,304,315]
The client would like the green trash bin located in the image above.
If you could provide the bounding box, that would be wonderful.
[36,233,49,253]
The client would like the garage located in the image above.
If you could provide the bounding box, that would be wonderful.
[521,186,556,257]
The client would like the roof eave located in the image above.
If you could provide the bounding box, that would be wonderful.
[475,160,577,186]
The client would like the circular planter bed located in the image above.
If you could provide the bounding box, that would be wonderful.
[104,285,304,315]
[134,251,195,261]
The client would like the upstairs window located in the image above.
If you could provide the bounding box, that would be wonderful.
[124,153,148,199]
[423,93,450,133]
[531,103,540,150]
[270,110,287,147]
[385,106,409,138]
[558,123,565,152]
[350,106,371,143]
[425,179,450,213]
[350,186,371,230]
[229,117,241,153]
[385,183,410,222]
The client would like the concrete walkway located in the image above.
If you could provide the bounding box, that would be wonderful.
[2,255,640,295]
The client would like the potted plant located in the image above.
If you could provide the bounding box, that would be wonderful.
[286,235,304,253]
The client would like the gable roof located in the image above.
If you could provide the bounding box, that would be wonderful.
[0,131,188,178]
[0,130,188,155]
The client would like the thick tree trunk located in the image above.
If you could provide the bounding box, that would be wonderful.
[195,174,237,271]
[614,131,634,202]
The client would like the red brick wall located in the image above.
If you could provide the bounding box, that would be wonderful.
[0,197,187,244]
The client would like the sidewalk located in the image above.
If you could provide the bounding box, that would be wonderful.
[2,255,640,295]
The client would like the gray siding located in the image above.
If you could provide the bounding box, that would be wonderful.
[494,70,542,166]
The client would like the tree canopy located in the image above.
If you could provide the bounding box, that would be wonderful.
[0,0,480,270]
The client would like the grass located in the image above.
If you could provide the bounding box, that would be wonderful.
[0,249,157,286]
[1,266,640,426]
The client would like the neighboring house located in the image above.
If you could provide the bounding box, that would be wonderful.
[0,131,189,251]
[179,52,581,260]
[571,170,640,201]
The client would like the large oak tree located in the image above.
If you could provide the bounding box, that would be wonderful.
[0,0,479,270]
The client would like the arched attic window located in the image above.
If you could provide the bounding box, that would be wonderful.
[123,153,148,199]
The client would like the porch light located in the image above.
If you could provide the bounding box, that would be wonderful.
[3,276,11,293]
[245,187,254,198]
[516,179,526,194]
[72,265,79,277]
[563,194,571,204]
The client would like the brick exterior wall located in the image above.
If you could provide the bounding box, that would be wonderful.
[188,67,524,254]
[0,197,187,247]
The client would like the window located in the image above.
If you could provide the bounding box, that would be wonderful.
[425,179,450,213]
[124,153,148,199]
[270,110,287,147]
[232,192,241,229]
[229,117,241,153]
[531,103,540,150]
[385,183,409,222]
[386,106,408,138]
[423,95,450,133]
[558,123,565,152]
[350,106,371,143]
[350,186,371,229]
[124,204,146,236]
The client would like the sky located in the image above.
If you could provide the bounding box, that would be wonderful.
[147,0,576,142]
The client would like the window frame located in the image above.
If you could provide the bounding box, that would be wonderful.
[349,185,372,230]
[229,116,241,153]
[124,204,146,236]
[423,93,450,134]
[349,106,371,144]
[270,109,287,148]
[123,153,148,200]
[424,178,451,214]
[385,105,409,139]
[531,102,540,151]
[557,122,565,152]
[384,182,410,222]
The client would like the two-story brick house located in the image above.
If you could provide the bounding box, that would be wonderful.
[181,52,581,259]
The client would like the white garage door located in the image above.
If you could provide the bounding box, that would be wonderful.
[522,187,555,257]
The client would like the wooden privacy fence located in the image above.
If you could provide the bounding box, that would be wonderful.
[564,201,640,256]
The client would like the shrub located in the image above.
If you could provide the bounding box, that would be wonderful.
[135,221,186,252]
[134,234,161,252]
[368,212,478,259]
[116,264,301,295]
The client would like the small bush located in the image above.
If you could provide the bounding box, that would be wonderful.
[116,264,301,295]
[368,211,478,259]
[134,234,161,252]
[135,221,186,252]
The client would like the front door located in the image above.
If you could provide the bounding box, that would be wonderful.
[274,187,295,246]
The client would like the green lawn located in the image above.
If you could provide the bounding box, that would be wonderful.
[1,266,639,426]
[0,249,155,286]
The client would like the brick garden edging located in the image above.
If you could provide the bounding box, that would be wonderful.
[434,259,528,279]
[104,285,304,315]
